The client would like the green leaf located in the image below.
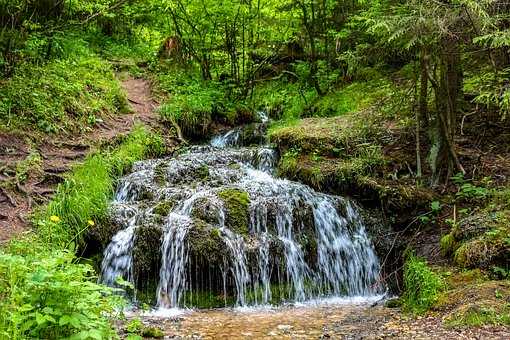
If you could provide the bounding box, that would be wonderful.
[59,315,72,326]
[87,329,104,340]
[35,312,46,325]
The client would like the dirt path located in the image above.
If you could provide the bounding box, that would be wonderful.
[0,77,166,243]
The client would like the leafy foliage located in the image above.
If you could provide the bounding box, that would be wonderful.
[0,240,122,339]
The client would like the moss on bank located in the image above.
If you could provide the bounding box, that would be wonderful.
[271,114,434,211]
[434,269,510,327]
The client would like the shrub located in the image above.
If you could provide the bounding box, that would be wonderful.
[0,240,122,339]
[402,253,444,314]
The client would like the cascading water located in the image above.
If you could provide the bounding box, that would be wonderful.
[100,119,384,309]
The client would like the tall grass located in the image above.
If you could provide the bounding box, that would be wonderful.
[38,126,165,247]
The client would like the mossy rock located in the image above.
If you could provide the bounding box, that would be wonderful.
[153,200,174,217]
[453,237,508,269]
[154,162,167,185]
[196,164,210,180]
[239,123,267,146]
[188,219,228,264]
[218,188,250,235]
[133,224,163,299]
[87,218,123,249]
[141,326,164,338]
[190,197,222,224]
[440,233,458,257]
[384,298,402,308]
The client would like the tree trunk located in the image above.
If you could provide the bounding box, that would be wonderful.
[430,38,465,186]
[416,52,429,179]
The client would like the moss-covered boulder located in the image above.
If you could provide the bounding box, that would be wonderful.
[188,219,228,265]
[133,224,163,304]
[440,210,510,269]
[218,188,250,235]
[191,197,222,224]
[152,200,174,217]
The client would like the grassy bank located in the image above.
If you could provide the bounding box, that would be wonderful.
[0,126,165,339]
[0,35,129,134]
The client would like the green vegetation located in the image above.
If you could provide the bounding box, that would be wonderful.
[125,318,164,338]
[38,126,165,247]
[435,270,510,328]
[1,0,510,335]
[0,239,122,339]
[402,254,444,314]
[0,127,165,338]
[0,50,128,133]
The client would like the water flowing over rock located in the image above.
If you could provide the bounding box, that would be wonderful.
[100,126,384,308]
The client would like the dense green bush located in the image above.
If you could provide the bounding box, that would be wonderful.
[0,239,122,339]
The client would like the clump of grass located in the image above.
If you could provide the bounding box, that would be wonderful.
[37,126,165,247]
[402,253,444,314]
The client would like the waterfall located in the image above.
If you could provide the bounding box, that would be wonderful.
[100,124,384,308]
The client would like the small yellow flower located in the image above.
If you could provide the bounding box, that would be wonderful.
[87,220,95,226]
[50,215,61,223]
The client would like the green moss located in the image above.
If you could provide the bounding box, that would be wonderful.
[438,280,510,328]
[447,305,510,327]
[218,188,250,235]
[133,224,163,303]
[188,219,226,263]
[154,163,167,185]
[402,254,444,314]
[384,298,402,308]
[126,318,164,338]
[196,164,210,180]
[141,326,164,338]
[440,233,458,257]
[152,200,174,217]
[453,238,502,269]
